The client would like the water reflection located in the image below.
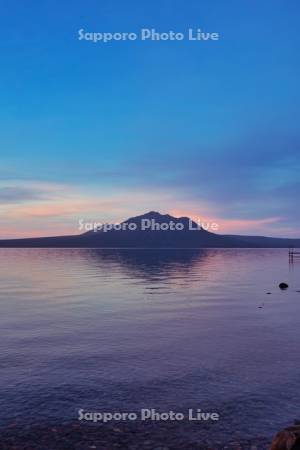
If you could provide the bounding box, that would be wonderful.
[82,248,212,280]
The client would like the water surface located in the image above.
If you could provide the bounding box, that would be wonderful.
[0,248,299,440]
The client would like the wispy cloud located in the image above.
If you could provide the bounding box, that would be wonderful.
[0,186,47,203]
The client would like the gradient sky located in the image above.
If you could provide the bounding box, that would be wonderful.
[0,0,299,238]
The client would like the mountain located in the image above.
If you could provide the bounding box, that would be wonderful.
[0,211,299,248]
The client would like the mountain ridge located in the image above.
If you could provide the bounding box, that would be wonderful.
[0,211,299,248]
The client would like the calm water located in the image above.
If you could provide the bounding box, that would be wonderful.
[0,248,299,439]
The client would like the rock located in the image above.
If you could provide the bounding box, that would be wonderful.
[270,424,300,450]
[279,283,289,290]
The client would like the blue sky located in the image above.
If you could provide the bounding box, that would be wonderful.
[0,0,299,237]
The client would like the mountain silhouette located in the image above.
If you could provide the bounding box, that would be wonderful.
[0,211,299,248]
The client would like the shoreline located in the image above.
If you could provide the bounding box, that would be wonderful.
[0,421,271,450]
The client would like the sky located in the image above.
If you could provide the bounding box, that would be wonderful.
[0,0,299,238]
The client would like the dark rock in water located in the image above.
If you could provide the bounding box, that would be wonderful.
[270,424,300,450]
[279,282,289,290]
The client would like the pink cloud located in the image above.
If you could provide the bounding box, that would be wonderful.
[170,208,283,235]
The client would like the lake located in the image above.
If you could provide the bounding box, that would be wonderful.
[0,248,299,442]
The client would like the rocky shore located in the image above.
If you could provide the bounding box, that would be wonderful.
[0,421,272,450]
